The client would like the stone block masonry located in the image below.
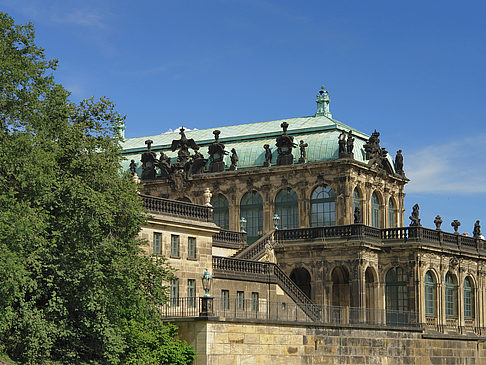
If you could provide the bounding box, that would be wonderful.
[176,319,486,365]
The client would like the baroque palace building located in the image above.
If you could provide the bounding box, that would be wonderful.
[122,87,486,364]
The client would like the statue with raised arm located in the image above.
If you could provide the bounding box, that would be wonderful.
[298,140,308,163]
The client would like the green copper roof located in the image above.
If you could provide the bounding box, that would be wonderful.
[121,115,396,174]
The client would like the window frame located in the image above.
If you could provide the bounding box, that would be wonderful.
[310,185,336,227]
[170,234,180,258]
[153,232,162,255]
[187,236,196,260]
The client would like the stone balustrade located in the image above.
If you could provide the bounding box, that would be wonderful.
[212,229,247,248]
[140,194,213,222]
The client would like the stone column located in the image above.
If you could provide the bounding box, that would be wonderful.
[458,273,465,333]
[398,191,406,227]
[298,187,309,228]
[229,194,239,232]
[438,278,445,333]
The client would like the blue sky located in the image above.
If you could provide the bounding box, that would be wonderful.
[3,0,486,233]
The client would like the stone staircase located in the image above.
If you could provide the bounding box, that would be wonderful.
[232,230,274,260]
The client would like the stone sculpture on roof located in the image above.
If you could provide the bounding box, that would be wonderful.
[208,130,228,173]
[395,150,404,176]
[275,121,297,166]
[473,220,481,239]
[141,139,157,180]
[263,144,272,167]
[229,148,238,171]
[298,140,308,164]
[409,204,421,227]
[363,130,393,173]
[171,126,200,166]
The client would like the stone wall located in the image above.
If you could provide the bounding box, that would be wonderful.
[176,319,486,365]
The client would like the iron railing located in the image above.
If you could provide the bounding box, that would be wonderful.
[140,194,213,222]
[160,297,420,329]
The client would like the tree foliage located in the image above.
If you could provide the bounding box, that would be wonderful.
[0,12,195,364]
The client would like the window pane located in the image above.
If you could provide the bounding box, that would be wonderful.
[445,273,457,318]
[424,271,436,317]
[221,290,229,310]
[153,232,161,255]
[464,277,474,319]
[240,191,263,244]
[211,194,229,230]
[188,279,196,308]
[170,279,179,306]
[236,291,244,310]
[388,199,396,228]
[275,189,299,229]
[171,235,180,257]
[385,267,408,312]
[188,237,196,259]
[251,292,259,312]
[371,192,381,228]
[310,185,335,227]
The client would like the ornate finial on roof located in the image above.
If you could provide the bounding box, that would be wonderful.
[315,85,332,118]
[213,130,221,141]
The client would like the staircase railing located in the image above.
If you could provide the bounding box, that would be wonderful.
[232,230,275,260]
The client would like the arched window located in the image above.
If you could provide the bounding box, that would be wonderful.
[177,197,192,203]
[464,277,474,319]
[385,267,408,312]
[445,272,458,318]
[424,271,436,317]
[275,189,298,229]
[371,192,381,228]
[290,267,311,299]
[240,191,263,244]
[353,188,361,222]
[211,194,229,230]
[310,185,335,227]
[388,198,397,228]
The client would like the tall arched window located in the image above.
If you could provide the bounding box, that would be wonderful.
[275,189,298,229]
[371,192,381,228]
[385,267,408,312]
[388,198,397,228]
[424,271,436,317]
[310,185,335,227]
[240,191,263,244]
[445,272,458,318]
[211,194,229,230]
[353,188,361,222]
[464,277,474,319]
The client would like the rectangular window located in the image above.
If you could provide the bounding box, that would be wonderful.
[187,279,196,308]
[425,284,435,316]
[221,290,229,311]
[188,237,196,259]
[251,292,259,312]
[170,278,179,306]
[171,235,180,257]
[446,287,457,318]
[153,232,161,255]
[236,291,244,311]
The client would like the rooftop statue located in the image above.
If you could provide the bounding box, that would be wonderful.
[346,131,354,154]
[409,204,421,227]
[364,130,393,173]
[157,151,172,179]
[473,220,482,239]
[275,121,297,166]
[185,149,207,177]
[263,144,272,167]
[229,148,238,171]
[129,159,137,176]
[171,126,200,166]
[395,150,404,176]
[338,131,346,155]
[141,139,157,180]
[208,130,228,173]
[298,140,308,164]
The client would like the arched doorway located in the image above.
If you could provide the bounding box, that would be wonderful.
[331,266,350,307]
[289,268,311,299]
[365,267,377,323]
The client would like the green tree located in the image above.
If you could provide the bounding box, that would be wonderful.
[0,12,195,364]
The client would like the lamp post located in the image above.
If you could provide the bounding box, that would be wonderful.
[273,214,280,230]
[200,268,213,317]
[240,217,247,233]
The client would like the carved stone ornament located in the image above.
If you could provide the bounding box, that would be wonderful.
[129,159,137,175]
[171,126,200,165]
[208,130,228,172]
[354,206,361,224]
[275,122,297,166]
[204,188,212,206]
[141,139,157,180]
[451,220,461,234]
[409,204,421,227]
[338,130,354,158]
[363,130,393,174]
[434,215,443,230]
